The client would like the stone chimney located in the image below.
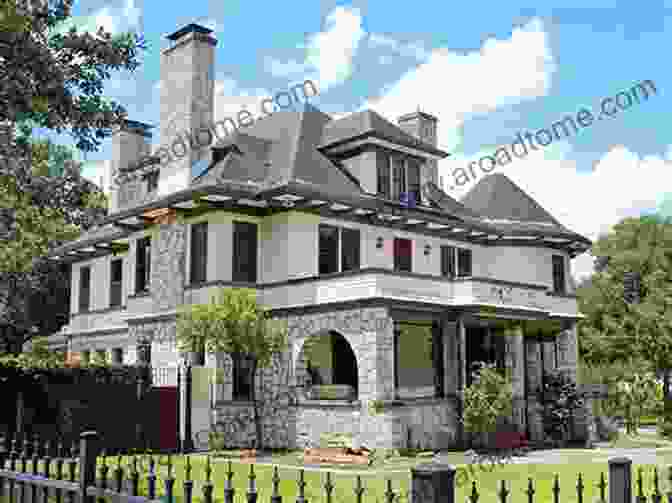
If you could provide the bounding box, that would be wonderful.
[111,119,153,213]
[158,23,217,196]
[397,110,439,190]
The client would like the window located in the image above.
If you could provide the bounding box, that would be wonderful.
[393,238,412,272]
[81,350,90,364]
[394,321,443,399]
[377,153,390,199]
[457,248,472,277]
[391,157,406,201]
[341,227,360,272]
[232,353,254,400]
[440,245,456,278]
[319,225,361,275]
[190,222,208,284]
[143,170,159,193]
[377,153,422,205]
[552,255,565,294]
[112,348,124,365]
[135,236,151,293]
[95,350,108,364]
[110,259,123,307]
[79,266,91,312]
[232,222,257,282]
[319,224,339,275]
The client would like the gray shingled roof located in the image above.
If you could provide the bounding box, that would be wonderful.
[460,173,567,229]
[198,104,362,197]
[318,109,449,157]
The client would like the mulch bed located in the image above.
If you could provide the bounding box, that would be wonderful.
[303,447,372,465]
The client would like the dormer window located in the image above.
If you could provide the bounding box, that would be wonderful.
[377,152,421,205]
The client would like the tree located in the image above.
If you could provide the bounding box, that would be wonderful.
[577,215,672,373]
[176,288,291,451]
[0,0,145,353]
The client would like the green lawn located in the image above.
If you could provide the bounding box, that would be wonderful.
[3,438,672,503]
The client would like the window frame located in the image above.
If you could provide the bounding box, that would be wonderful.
[232,221,258,283]
[232,352,254,401]
[110,258,123,307]
[143,170,159,193]
[393,237,413,273]
[393,320,445,399]
[79,265,91,312]
[456,247,472,278]
[318,224,361,275]
[552,254,566,294]
[377,152,422,205]
[190,221,208,285]
[440,245,456,278]
[135,236,151,294]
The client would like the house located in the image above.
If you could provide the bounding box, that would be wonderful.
[45,23,592,450]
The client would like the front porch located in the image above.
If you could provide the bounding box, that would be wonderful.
[209,303,583,450]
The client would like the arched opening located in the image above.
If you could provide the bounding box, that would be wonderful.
[299,331,358,400]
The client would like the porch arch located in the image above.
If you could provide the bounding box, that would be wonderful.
[293,330,361,399]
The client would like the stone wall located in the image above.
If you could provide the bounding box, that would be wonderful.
[151,220,186,312]
[210,307,468,450]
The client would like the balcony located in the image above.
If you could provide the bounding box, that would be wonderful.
[182,269,581,319]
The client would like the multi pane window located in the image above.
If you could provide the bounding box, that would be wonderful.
[377,153,422,204]
[233,222,257,283]
[79,266,91,312]
[318,224,361,275]
[393,321,444,399]
[457,248,472,277]
[110,259,123,307]
[552,255,566,294]
[190,222,208,284]
[440,245,456,278]
[393,238,412,272]
[135,237,151,293]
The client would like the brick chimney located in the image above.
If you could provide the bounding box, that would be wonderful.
[110,119,153,213]
[397,110,439,190]
[158,23,217,196]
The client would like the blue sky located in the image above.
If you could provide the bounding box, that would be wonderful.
[37,0,672,280]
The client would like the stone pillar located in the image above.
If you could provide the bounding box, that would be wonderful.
[557,323,585,441]
[457,317,467,446]
[150,211,187,313]
[411,463,456,503]
[442,321,459,397]
[525,338,544,444]
[505,323,526,432]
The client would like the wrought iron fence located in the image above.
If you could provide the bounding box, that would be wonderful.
[0,431,668,503]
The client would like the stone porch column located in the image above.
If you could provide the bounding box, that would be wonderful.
[457,316,467,446]
[505,323,526,433]
[557,322,587,442]
[525,337,544,444]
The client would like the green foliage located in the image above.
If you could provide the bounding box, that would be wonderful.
[578,216,672,375]
[0,0,146,354]
[176,288,288,368]
[176,288,289,451]
[607,372,661,436]
[0,336,65,369]
[368,399,384,415]
[462,362,513,434]
[542,370,584,443]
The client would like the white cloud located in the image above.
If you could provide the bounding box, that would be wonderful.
[265,6,365,91]
[94,8,115,34]
[440,142,672,281]
[368,33,431,61]
[362,18,556,153]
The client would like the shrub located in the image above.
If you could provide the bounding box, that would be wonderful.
[542,370,584,444]
[462,362,513,435]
